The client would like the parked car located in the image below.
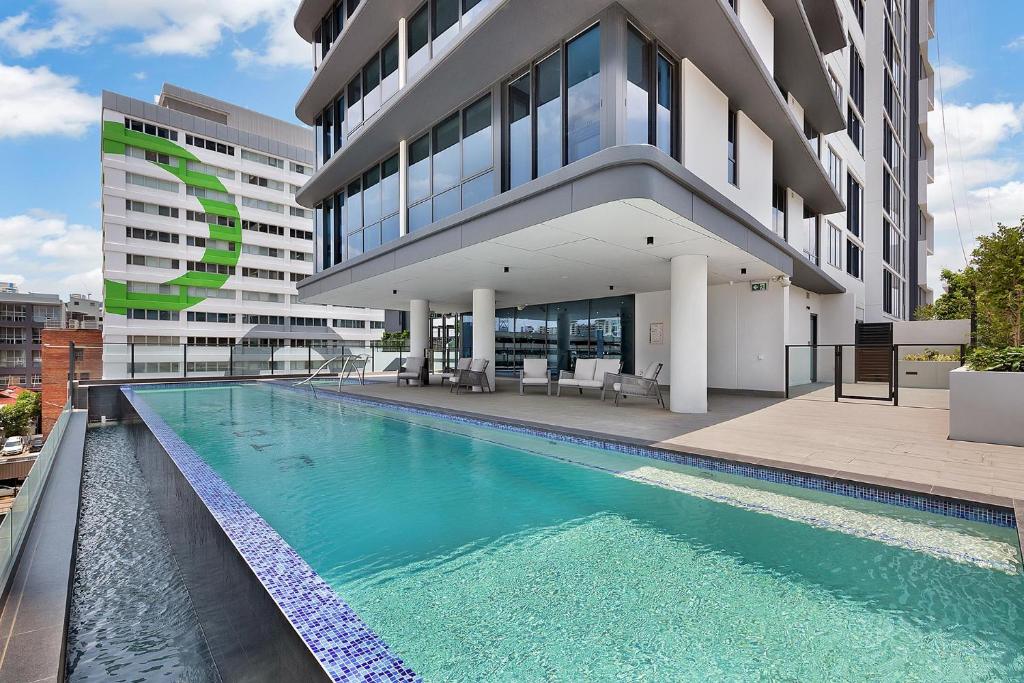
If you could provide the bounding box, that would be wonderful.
[1,436,24,457]
[28,435,43,453]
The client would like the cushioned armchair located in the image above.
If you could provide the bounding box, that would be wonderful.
[519,358,551,395]
[454,358,491,394]
[602,361,665,408]
[396,356,425,386]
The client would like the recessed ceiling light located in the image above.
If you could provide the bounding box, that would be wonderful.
[646,236,654,245]
[503,266,510,273]
[560,275,568,279]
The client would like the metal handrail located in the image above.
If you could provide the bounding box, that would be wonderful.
[294,355,344,386]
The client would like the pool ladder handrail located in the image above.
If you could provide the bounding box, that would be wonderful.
[294,354,369,389]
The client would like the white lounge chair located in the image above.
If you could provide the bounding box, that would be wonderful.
[602,361,665,408]
[519,358,551,395]
[397,356,425,386]
[446,357,473,392]
[454,358,491,394]
[557,358,621,397]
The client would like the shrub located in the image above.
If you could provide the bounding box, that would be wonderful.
[903,348,960,362]
[967,347,1024,372]
[0,391,41,438]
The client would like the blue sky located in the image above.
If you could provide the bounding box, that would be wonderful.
[0,0,1021,299]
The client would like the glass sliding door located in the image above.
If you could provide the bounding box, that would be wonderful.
[625,25,651,145]
[507,72,532,189]
[566,25,601,163]
[535,52,562,177]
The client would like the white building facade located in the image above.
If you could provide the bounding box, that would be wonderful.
[289,0,932,411]
[101,85,384,378]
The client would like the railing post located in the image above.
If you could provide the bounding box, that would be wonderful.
[892,344,900,407]
[130,342,136,380]
[959,343,966,367]
[183,344,188,378]
[68,341,76,409]
[834,345,841,403]
[308,346,312,374]
[270,346,275,376]
[784,345,790,399]
[229,345,234,377]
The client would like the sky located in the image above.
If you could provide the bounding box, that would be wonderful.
[0,0,1021,300]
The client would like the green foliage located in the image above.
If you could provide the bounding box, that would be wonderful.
[967,347,1024,373]
[917,220,1024,347]
[902,349,960,362]
[0,391,41,438]
[379,329,409,350]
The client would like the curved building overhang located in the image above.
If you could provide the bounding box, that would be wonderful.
[296,1,844,215]
[297,146,844,311]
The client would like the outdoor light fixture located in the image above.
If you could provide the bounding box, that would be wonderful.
[504,266,510,273]
[646,236,654,245]
[740,268,747,275]
[392,289,397,295]
[609,285,615,291]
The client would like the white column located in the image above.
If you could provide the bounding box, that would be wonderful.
[472,288,496,391]
[670,255,708,413]
[397,17,408,89]
[398,138,409,236]
[409,299,430,360]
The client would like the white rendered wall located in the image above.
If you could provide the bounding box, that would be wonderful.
[738,0,775,76]
[472,288,496,390]
[680,60,773,228]
[409,299,430,357]
[707,280,787,393]
[633,290,671,385]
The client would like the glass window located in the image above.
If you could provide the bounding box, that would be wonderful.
[408,5,429,79]
[727,109,738,186]
[314,114,323,168]
[322,197,333,268]
[364,223,383,251]
[316,201,326,268]
[462,0,484,23]
[655,52,674,156]
[535,51,562,176]
[804,205,819,263]
[334,95,346,151]
[362,53,382,119]
[409,134,431,203]
[566,25,601,163]
[409,200,432,232]
[323,103,334,162]
[432,0,460,53]
[626,26,651,146]
[508,72,532,189]
[847,173,862,237]
[348,231,363,259]
[433,186,461,222]
[462,96,492,178]
[313,26,322,70]
[432,113,461,193]
[381,153,400,217]
[347,180,363,230]
[363,165,382,227]
[381,36,400,102]
[347,77,362,129]
[382,215,400,244]
[462,170,493,209]
[334,191,345,263]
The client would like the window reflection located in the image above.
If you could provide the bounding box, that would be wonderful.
[626,26,651,145]
[432,0,460,53]
[432,113,460,193]
[408,134,431,204]
[362,53,382,120]
[462,97,492,178]
[407,6,429,80]
[566,25,601,163]
[656,53,674,155]
[347,78,362,129]
[507,73,531,189]
[535,52,562,177]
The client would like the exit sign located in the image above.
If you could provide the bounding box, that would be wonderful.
[751,281,769,292]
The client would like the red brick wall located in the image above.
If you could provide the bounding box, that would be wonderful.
[41,329,102,436]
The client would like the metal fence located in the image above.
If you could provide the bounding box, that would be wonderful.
[785,343,966,405]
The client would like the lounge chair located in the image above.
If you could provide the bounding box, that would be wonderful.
[397,356,425,386]
[519,358,551,395]
[602,361,665,407]
[446,357,473,392]
[557,358,621,397]
[454,358,491,394]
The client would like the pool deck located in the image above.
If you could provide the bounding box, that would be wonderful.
[329,379,1024,518]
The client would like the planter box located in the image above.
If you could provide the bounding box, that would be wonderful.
[898,360,961,389]
[949,367,1024,446]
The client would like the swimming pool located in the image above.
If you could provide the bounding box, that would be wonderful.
[130,382,1024,681]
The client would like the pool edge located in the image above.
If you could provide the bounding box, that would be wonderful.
[120,385,420,683]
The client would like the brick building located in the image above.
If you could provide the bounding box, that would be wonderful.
[40,329,102,435]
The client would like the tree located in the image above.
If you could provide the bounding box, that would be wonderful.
[972,221,1024,347]
[0,391,41,438]
[916,219,1024,347]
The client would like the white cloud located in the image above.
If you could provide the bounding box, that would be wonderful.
[132,71,147,80]
[0,0,308,68]
[927,100,1024,292]
[0,61,98,138]
[1005,35,1024,51]
[0,212,102,298]
[934,62,972,91]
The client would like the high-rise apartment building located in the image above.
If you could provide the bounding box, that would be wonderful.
[100,85,384,378]
[0,292,63,389]
[289,0,932,412]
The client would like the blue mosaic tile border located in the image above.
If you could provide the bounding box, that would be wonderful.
[120,385,420,683]
[267,381,1018,530]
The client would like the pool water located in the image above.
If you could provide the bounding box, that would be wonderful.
[66,425,220,682]
[134,383,1024,681]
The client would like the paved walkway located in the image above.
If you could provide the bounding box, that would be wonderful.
[336,379,1024,507]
